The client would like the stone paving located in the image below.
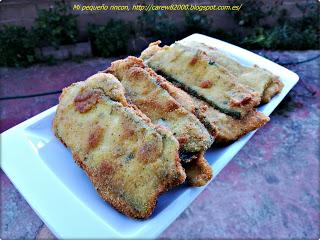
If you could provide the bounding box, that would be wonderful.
[0,51,319,239]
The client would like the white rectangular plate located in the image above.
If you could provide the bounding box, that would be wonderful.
[0,34,299,239]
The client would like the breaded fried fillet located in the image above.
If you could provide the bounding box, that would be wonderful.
[180,41,284,103]
[183,151,213,187]
[141,41,260,118]
[106,57,213,186]
[193,97,269,143]
[53,73,186,218]
[106,56,213,154]
[156,79,269,143]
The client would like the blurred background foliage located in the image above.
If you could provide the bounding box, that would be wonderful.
[137,11,178,40]
[0,25,37,67]
[0,0,319,67]
[88,19,132,57]
[32,0,78,48]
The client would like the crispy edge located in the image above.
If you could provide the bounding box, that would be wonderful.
[262,77,284,103]
[194,98,269,143]
[183,152,213,187]
[140,40,162,61]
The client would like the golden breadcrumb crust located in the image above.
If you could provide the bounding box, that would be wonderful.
[106,56,213,153]
[141,41,261,118]
[179,41,284,104]
[155,78,269,143]
[53,73,186,219]
[193,97,269,143]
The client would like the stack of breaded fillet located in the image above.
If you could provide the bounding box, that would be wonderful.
[53,40,283,218]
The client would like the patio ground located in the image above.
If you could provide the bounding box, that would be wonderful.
[1,51,319,239]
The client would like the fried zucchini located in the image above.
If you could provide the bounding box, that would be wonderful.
[53,73,186,219]
[180,41,284,103]
[141,41,260,118]
[156,78,269,143]
[193,97,269,143]
[106,56,213,154]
